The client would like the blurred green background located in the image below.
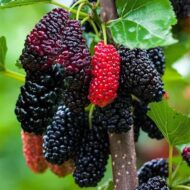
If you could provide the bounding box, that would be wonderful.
[0,2,190,190]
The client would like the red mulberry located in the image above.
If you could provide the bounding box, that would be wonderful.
[21,131,47,173]
[48,161,74,177]
[118,47,164,103]
[138,158,168,185]
[88,41,120,107]
[182,147,190,166]
[43,104,85,165]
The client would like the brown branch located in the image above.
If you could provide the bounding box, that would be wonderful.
[99,0,138,190]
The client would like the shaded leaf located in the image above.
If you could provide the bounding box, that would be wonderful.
[148,101,190,145]
[109,0,177,49]
[0,0,50,8]
[98,180,113,190]
[0,36,7,71]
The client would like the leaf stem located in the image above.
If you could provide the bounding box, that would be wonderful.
[2,69,25,82]
[172,157,183,181]
[168,144,174,186]
[51,0,88,18]
[101,23,107,44]
[89,104,95,129]
[174,185,190,190]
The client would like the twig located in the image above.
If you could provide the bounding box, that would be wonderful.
[99,0,138,190]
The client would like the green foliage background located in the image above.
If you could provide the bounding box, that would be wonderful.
[0,1,190,190]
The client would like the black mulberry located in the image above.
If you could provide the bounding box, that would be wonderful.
[147,47,165,76]
[136,176,169,190]
[43,104,84,165]
[73,120,109,187]
[15,64,64,135]
[93,91,133,133]
[138,158,168,185]
[118,47,164,103]
[133,100,164,140]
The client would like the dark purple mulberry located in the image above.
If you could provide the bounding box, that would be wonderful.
[182,147,190,166]
[73,119,109,187]
[93,91,133,133]
[15,64,64,135]
[133,100,164,140]
[118,47,164,103]
[43,104,84,165]
[136,176,169,190]
[171,0,190,19]
[147,47,165,76]
[138,158,168,185]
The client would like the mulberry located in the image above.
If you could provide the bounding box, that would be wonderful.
[88,41,120,107]
[15,64,64,135]
[133,100,164,140]
[171,0,190,19]
[73,120,109,187]
[136,176,169,190]
[93,91,133,133]
[147,47,165,76]
[21,131,47,173]
[138,158,168,185]
[119,47,164,103]
[48,161,74,177]
[43,104,84,165]
[20,8,69,73]
[182,147,190,166]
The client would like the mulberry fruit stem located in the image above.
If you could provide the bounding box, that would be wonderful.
[89,104,95,129]
[76,2,86,20]
[101,23,107,44]
[51,0,88,17]
[3,69,25,82]
[168,144,174,186]
[88,19,100,37]
[70,0,87,10]
[81,16,90,25]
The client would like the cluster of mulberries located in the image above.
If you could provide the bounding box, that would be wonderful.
[136,176,169,190]
[138,158,168,185]
[171,0,190,19]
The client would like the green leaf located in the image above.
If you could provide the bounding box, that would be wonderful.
[0,36,7,71]
[98,180,113,190]
[109,0,177,49]
[0,0,50,8]
[148,101,190,145]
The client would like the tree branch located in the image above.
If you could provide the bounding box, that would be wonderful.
[99,1,138,189]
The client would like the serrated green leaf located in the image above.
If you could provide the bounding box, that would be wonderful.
[109,0,177,49]
[0,36,7,71]
[0,0,50,8]
[148,101,190,145]
[98,180,113,190]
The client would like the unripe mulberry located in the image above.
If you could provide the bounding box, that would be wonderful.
[119,47,164,103]
[21,131,47,173]
[182,147,190,166]
[94,91,133,133]
[136,176,169,190]
[88,41,120,107]
[43,104,84,165]
[147,47,165,76]
[138,158,168,185]
[48,160,74,177]
[73,121,109,187]
[133,100,164,140]
[20,8,69,73]
[15,64,64,135]
[171,0,190,19]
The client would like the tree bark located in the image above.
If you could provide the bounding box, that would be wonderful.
[99,1,138,190]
